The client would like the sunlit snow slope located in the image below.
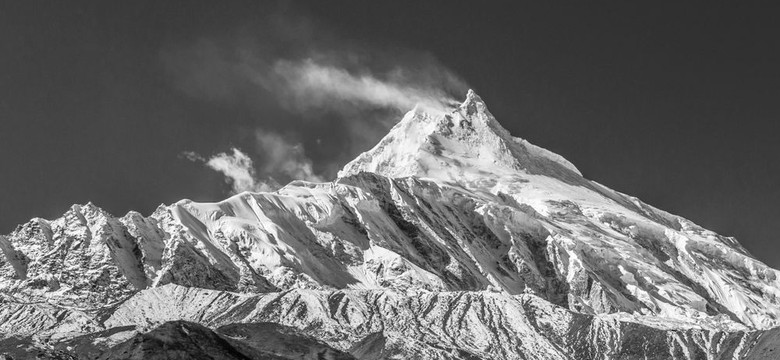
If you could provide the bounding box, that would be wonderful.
[2,90,780,359]
[340,90,780,329]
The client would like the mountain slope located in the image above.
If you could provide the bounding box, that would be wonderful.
[1,90,779,359]
[341,90,780,328]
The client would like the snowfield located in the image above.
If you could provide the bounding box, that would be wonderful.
[1,90,779,359]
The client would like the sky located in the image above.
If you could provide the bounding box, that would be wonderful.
[1,1,779,267]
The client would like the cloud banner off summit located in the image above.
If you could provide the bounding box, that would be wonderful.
[183,130,322,194]
[2,91,779,358]
[3,2,780,358]
[161,11,468,114]
[163,13,468,192]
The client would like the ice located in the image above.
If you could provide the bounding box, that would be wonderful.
[2,90,780,358]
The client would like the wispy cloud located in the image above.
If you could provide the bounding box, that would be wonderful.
[269,59,461,115]
[184,148,271,193]
[254,130,323,184]
[161,13,468,119]
[183,130,323,194]
[165,12,469,189]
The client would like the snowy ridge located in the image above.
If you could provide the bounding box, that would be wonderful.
[339,89,583,183]
[341,90,780,329]
[1,90,780,358]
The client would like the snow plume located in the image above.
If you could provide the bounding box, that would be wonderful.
[165,12,468,181]
[254,130,324,184]
[270,60,461,116]
[183,148,270,193]
[161,11,468,118]
[183,131,323,194]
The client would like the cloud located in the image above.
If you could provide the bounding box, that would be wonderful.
[162,13,468,118]
[165,11,469,187]
[268,59,461,116]
[254,130,324,184]
[186,148,270,193]
[179,151,205,163]
[183,131,323,194]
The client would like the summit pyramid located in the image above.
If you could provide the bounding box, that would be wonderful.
[1,91,779,359]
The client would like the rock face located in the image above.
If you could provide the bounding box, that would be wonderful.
[2,91,780,359]
[94,320,355,360]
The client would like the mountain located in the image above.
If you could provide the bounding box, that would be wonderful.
[2,91,780,359]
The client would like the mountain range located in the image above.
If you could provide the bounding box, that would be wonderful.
[1,91,779,359]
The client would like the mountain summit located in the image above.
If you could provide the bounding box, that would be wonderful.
[2,91,780,359]
[347,90,780,329]
[340,89,583,185]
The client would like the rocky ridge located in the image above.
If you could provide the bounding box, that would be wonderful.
[1,91,779,359]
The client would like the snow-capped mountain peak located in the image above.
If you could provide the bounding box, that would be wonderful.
[340,89,582,187]
[339,90,780,331]
[3,90,780,358]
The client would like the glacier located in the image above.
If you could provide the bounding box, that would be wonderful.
[1,90,779,359]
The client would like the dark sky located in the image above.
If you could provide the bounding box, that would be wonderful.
[2,1,779,267]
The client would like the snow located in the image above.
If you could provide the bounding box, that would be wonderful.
[338,89,780,329]
[1,89,780,358]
